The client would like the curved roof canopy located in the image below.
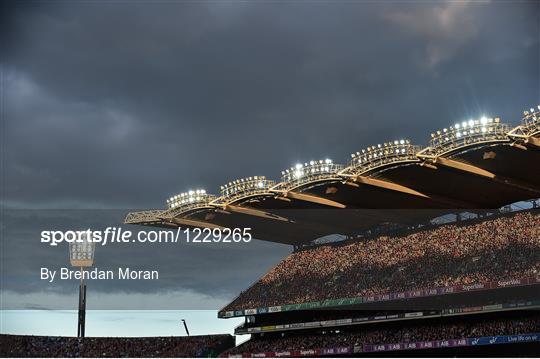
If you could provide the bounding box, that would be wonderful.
[125,106,540,245]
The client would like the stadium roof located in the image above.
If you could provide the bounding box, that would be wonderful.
[125,107,540,245]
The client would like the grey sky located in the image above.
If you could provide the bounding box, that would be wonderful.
[1,0,539,335]
[3,0,538,210]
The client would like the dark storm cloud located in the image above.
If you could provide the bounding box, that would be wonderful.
[4,0,538,209]
[1,1,539,308]
[1,209,290,309]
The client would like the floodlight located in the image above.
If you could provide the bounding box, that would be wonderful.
[349,139,418,172]
[280,158,342,186]
[69,239,95,267]
[429,114,509,154]
[166,188,212,209]
[219,176,274,200]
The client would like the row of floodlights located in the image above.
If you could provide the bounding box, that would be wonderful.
[523,105,540,128]
[165,108,538,210]
[351,139,411,160]
[281,159,333,176]
[221,176,268,193]
[163,132,481,208]
[167,189,208,208]
[281,159,334,181]
[431,117,500,139]
[523,105,540,116]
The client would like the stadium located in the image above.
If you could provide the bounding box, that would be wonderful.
[2,106,539,357]
[120,106,539,356]
[3,1,540,357]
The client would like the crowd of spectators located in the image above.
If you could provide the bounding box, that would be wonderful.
[0,334,234,357]
[223,313,540,355]
[224,211,540,311]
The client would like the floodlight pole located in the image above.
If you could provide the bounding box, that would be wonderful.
[69,237,94,338]
[77,268,87,338]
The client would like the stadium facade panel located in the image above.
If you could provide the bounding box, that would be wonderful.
[219,277,539,319]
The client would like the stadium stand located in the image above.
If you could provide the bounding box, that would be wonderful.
[0,334,234,358]
[222,210,539,313]
[222,312,539,357]
[121,107,540,355]
[234,297,540,335]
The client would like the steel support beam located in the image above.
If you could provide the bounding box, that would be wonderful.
[344,177,479,209]
[510,142,529,151]
[526,136,540,149]
[350,175,430,199]
[280,190,347,208]
[434,157,540,195]
[434,157,496,178]
[223,204,293,222]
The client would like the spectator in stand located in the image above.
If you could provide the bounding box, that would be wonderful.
[224,211,540,311]
[0,334,233,358]
[222,314,540,356]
